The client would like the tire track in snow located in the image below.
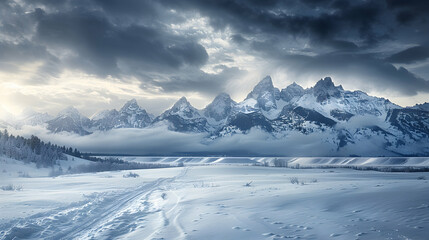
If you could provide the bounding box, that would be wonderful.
[0,167,189,240]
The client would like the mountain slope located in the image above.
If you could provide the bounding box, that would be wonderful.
[203,93,236,123]
[153,97,209,132]
[47,107,91,135]
[91,99,152,131]
[3,76,429,156]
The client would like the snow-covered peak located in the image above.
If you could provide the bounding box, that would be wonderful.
[18,111,53,126]
[259,75,274,86]
[213,92,233,102]
[315,77,335,88]
[204,93,236,122]
[91,100,152,130]
[246,76,275,99]
[58,106,86,121]
[47,106,91,135]
[411,102,429,112]
[295,79,401,118]
[280,82,305,102]
[162,97,201,119]
[209,93,235,108]
[120,99,140,113]
[245,76,280,111]
[312,77,342,102]
[172,96,190,109]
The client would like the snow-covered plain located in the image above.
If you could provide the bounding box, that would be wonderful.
[1,158,429,239]
[110,156,429,169]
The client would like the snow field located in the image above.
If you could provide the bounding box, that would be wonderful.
[1,164,428,239]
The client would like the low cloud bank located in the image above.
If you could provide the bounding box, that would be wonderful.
[8,125,396,157]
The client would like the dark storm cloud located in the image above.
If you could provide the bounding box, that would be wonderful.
[386,46,429,64]
[162,0,385,49]
[146,66,245,95]
[386,0,429,24]
[285,53,429,95]
[159,0,429,95]
[1,0,429,97]
[0,40,61,82]
[34,8,208,77]
[0,0,212,90]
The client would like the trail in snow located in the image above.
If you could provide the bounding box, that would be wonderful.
[0,168,189,240]
[2,165,429,240]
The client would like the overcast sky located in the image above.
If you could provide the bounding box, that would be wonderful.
[1,0,429,117]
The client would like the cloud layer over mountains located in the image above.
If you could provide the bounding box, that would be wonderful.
[6,76,429,157]
[1,0,429,115]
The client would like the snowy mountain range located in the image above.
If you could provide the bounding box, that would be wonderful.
[2,76,429,156]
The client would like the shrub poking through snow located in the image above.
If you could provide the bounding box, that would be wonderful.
[417,176,426,180]
[1,184,22,191]
[244,181,253,187]
[290,177,299,184]
[193,181,217,188]
[123,172,139,178]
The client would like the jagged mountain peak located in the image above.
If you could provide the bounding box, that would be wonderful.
[19,108,52,119]
[412,102,429,112]
[281,82,305,102]
[59,106,79,114]
[171,96,193,110]
[214,92,232,100]
[18,111,53,127]
[175,96,189,104]
[313,77,344,91]
[259,75,273,85]
[154,96,208,132]
[312,77,343,102]
[211,92,235,105]
[47,106,90,135]
[287,82,304,90]
[246,76,280,111]
[314,77,335,90]
[120,98,140,112]
[204,93,236,122]
[161,96,200,119]
[58,106,85,120]
[247,76,275,99]
[10,75,429,155]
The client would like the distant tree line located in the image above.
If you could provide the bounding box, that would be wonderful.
[0,130,67,167]
[0,130,98,167]
[70,157,172,174]
[0,130,178,172]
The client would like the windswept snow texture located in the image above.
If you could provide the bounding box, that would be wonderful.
[1,161,429,239]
